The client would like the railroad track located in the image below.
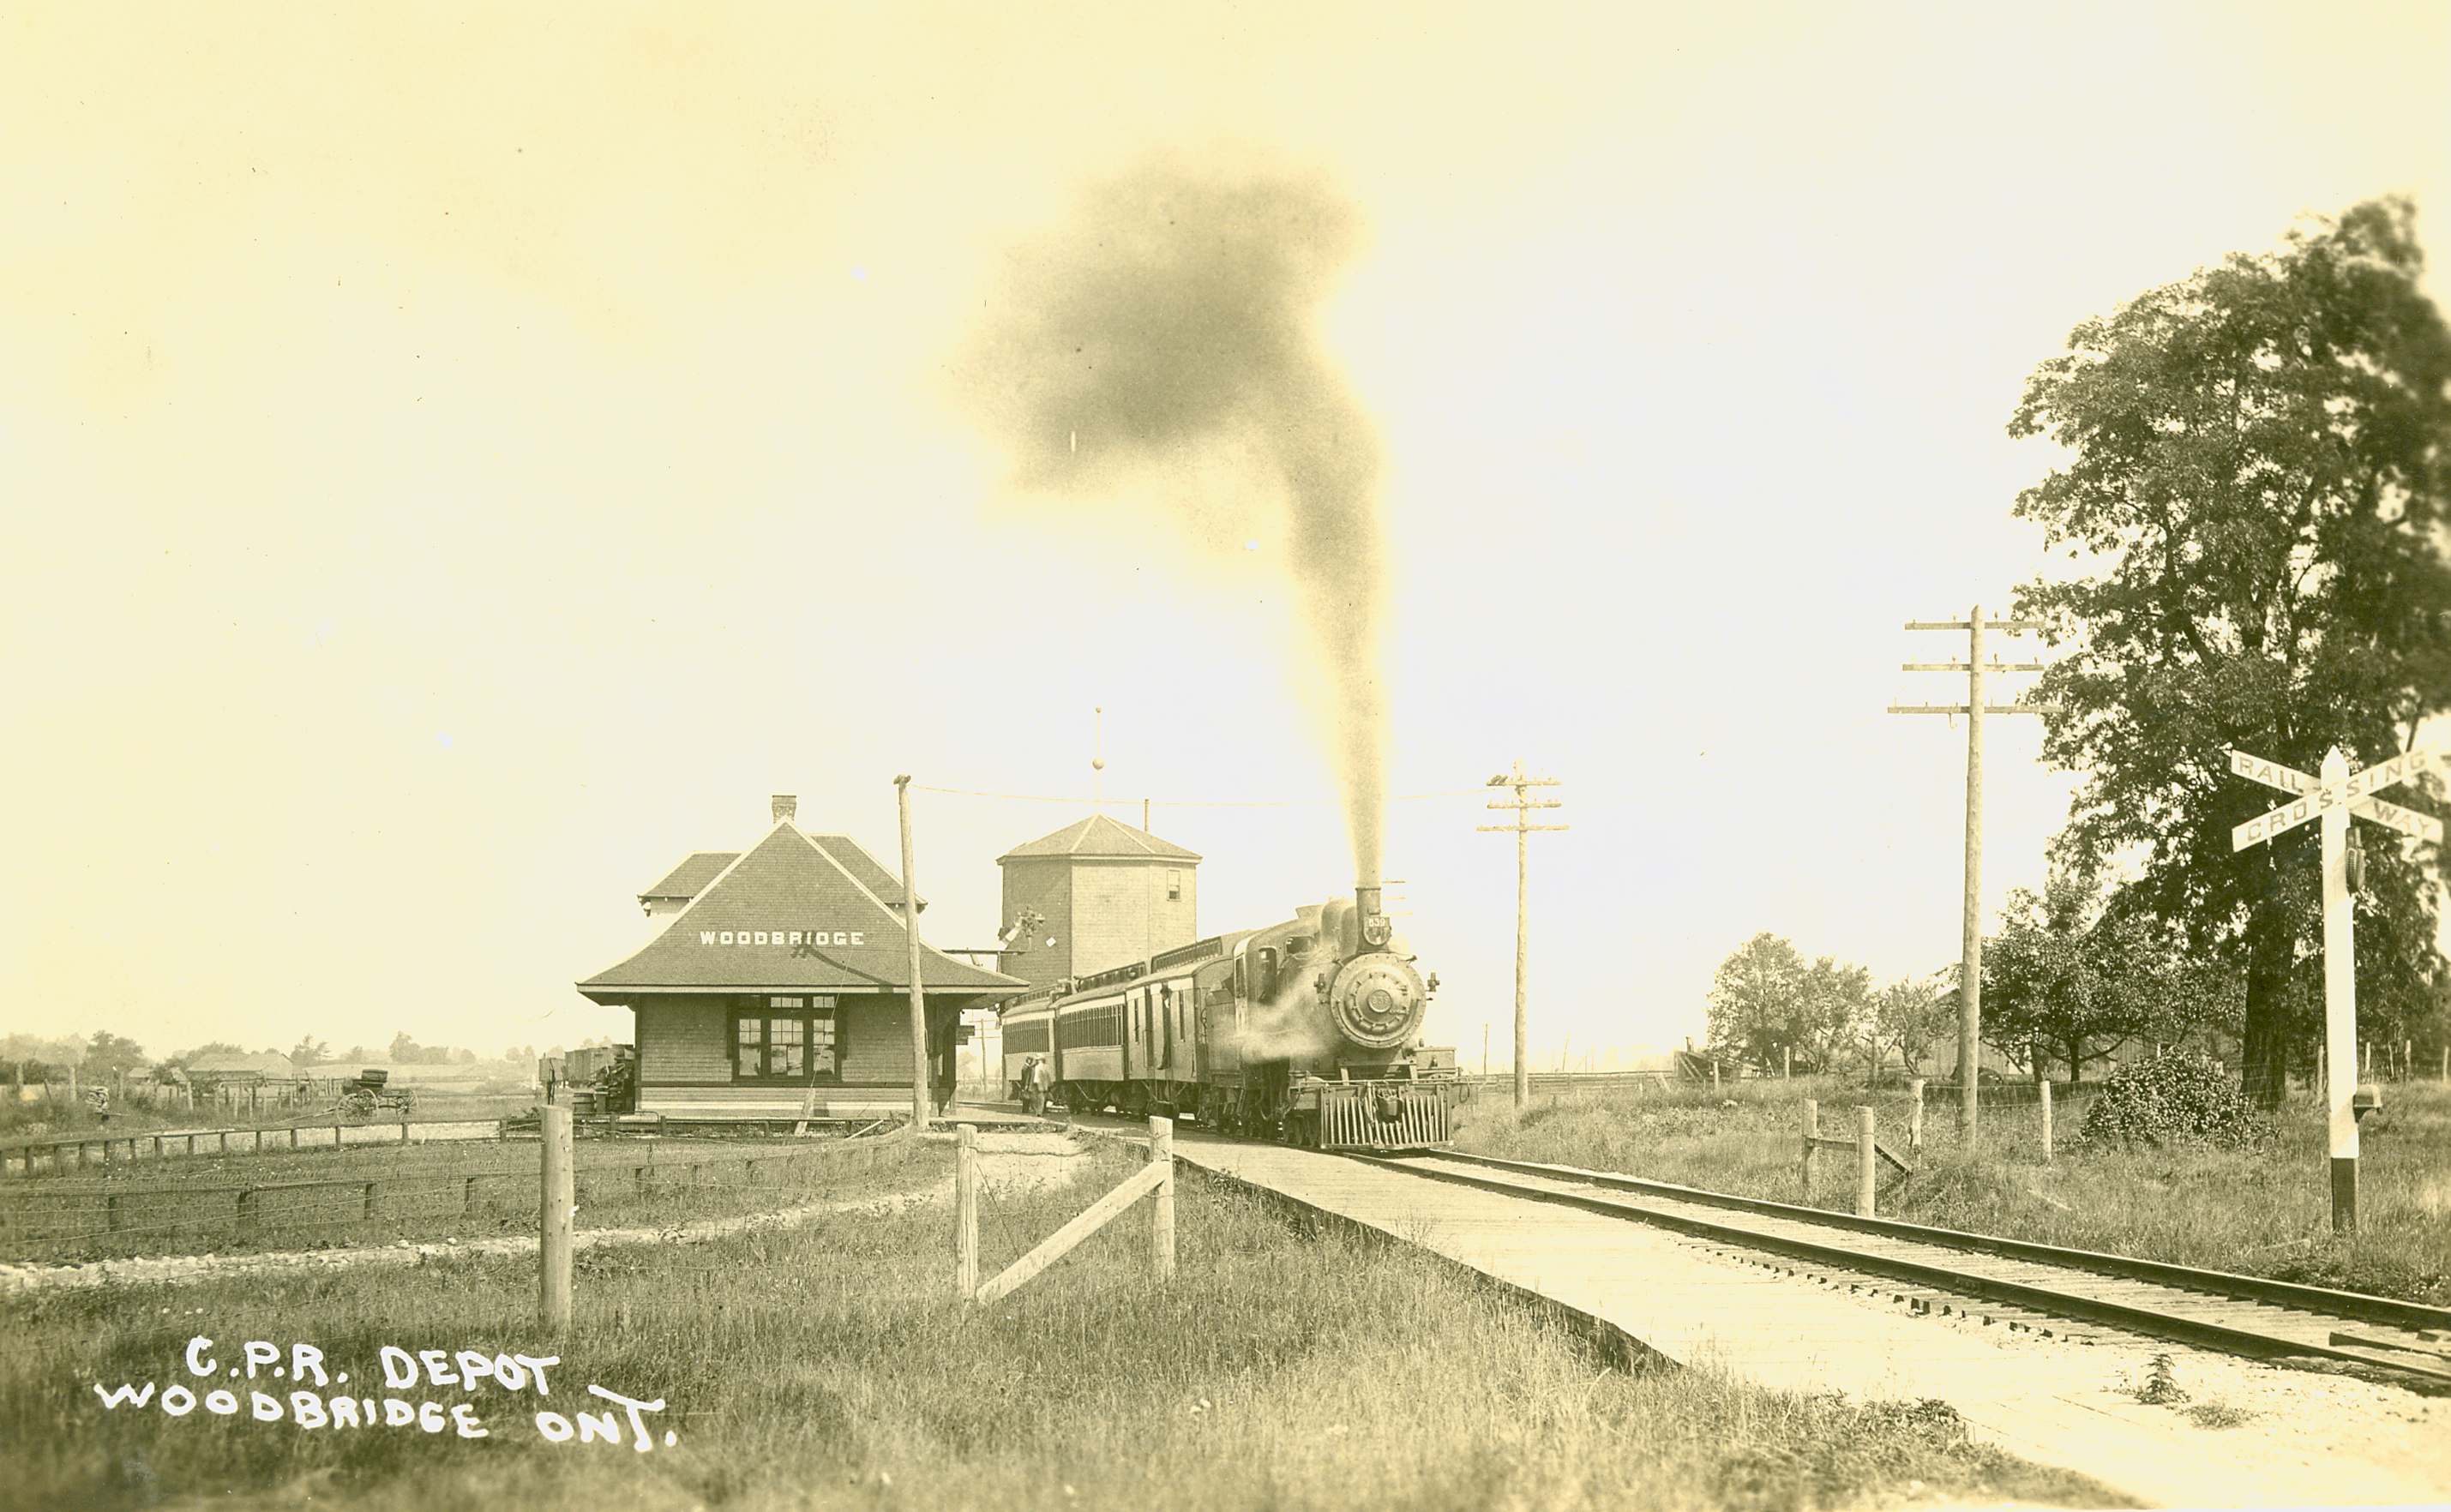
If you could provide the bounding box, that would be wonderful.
[1348,1149,2451,1388]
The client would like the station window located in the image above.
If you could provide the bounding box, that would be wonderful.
[1167,870,1181,900]
[734,999,839,1081]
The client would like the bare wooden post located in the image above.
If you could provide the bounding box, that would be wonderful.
[1149,1113,1175,1284]
[1710,1059,1721,1092]
[1855,1107,1877,1216]
[1783,1045,1792,1079]
[1908,1078,1925,1155]
[955,1124,979,1300]
[362,1182,378,1221]
[1799,1098,1817,1201]
[540,1103,574,1332]
[2039,1079,2054,1163]
[399,1119,411,1146]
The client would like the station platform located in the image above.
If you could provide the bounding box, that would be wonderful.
[1168,1131,2448,1509]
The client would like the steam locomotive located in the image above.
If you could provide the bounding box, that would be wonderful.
[999,884,1461,1149]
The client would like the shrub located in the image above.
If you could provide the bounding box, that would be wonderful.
[2079,1050,2264,1149]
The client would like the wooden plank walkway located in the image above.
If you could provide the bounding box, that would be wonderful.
[1169,1131,2450,1509]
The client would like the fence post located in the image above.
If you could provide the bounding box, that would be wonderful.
[363,1182,378,1222]
[1799,1098,1817,1201]
[1908,1078,1925,1155]
[2039,1079,2054,1163]
[106,1192,121,1233]
[237,1188,258,1239]
[1855,1107,1877,1217]
[540,1104,574,1333]
[1149,1114,1175,1284]
[463,1175,478,1215]
[399,1119,411,1147]
[956,1124,979,1300]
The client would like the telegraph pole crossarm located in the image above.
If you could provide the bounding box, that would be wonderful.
[1889,605,2055,1140]
[1479,759,1566,1111]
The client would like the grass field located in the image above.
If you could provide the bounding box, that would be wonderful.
[1,1134,926,1263]
[1455,1074,2451,1305]
[3,1139,2130,1512]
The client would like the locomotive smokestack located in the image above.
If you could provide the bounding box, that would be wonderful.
[1355,882,1390,949]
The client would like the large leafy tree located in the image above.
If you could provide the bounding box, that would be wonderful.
[1706,933,1807,1066]
[2010,199,2451,1107]
[1795,955,1872,1072]
[1981,875,2222,1083]
[1871,972,1955,1079]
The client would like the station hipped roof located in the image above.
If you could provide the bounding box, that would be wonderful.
[579,824,1022,1001]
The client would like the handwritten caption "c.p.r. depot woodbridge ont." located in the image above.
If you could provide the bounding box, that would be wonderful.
[90,1337,676,1451]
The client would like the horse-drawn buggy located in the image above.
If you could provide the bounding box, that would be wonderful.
[333,1068,417,1120]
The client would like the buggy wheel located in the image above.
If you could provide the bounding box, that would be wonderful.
[341,1090,375,1122]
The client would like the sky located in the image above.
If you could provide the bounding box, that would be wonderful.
[4,3,2448,1069]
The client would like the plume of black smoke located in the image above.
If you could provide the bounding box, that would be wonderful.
[963,162,1387,884]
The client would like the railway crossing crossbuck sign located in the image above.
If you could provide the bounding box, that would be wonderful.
[2228,745,2442,1232]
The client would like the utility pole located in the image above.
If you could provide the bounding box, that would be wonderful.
[1889,606,2052,1140]
[1481,760,1565,1109]
[895,776,930,1137]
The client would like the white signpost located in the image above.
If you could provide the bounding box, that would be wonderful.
[2229,746,2442,1232]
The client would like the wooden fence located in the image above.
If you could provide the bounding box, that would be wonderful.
[0,1134,913,1263]
[0,1118,514,1178]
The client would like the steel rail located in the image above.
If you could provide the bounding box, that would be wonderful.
[1405,1149,2451,1336]
[1347,1151,2451,1386]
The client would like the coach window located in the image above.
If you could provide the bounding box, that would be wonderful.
[734,996,840,1081]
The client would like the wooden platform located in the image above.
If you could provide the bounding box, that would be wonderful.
[1167,1130,2449,1509]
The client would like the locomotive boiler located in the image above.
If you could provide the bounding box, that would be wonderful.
[999,884,1460,1149]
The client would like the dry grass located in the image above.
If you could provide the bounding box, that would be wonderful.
[1456,1074,2451,1304]
[2,1142,2130,1512]
[1,1136,929,1263]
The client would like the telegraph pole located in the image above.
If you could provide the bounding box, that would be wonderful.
[1481,760,1566,1109]
[895,776,929,1137]
[1889,607,2052,1139]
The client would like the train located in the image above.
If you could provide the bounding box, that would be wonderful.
[999,884,1461,1149]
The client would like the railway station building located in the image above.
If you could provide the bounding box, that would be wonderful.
[575,796,1027,1121]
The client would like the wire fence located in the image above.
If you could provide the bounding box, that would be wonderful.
[1,1118,522,1178]
[0,1136,923,1263]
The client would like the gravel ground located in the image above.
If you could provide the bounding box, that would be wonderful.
[1775,1245,2451,1509]
[0,1131,1088,1299]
